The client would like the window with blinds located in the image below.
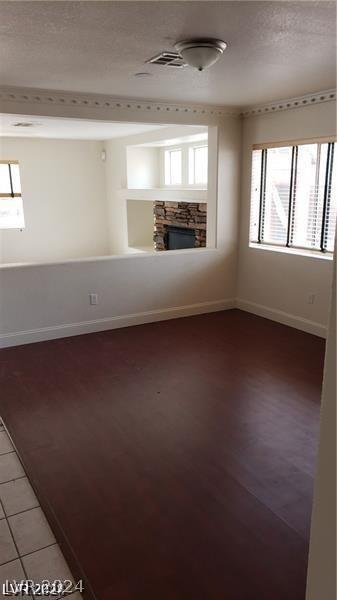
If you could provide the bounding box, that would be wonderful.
[250,141,336,254]
[0,161,25,229]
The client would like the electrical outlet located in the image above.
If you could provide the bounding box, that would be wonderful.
[89,293,98,305]
[308,293,316,305]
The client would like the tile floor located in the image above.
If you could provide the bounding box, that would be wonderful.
[0,420,83,600]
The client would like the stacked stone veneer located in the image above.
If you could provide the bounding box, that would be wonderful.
[154,201,207,251]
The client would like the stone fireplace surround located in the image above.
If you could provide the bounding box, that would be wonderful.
[154,201,207,251]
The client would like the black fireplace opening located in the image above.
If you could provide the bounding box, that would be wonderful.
[165,226,196,250]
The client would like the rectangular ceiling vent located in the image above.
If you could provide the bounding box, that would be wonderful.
[146,52,186,68]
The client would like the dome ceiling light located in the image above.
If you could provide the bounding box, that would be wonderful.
[174,38,227,72]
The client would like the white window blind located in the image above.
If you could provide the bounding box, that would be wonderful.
[250,142,336,254]
[249,149,262,242]
[0,161,25,229]
[323,144,336,252]
[263,147,292,245]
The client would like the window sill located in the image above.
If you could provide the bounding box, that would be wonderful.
[125,187,207,192]
[249,242,334,260]
[123,188,207,202]
[160,186,208,191]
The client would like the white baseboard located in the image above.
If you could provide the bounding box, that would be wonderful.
[0,298,235,348]
[236,298,327,338]
[0,297,327,348]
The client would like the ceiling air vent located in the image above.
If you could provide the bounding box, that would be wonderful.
[146,51,186,68]
[12,122,35,127]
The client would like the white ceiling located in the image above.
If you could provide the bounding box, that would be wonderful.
[0,1,335,107]
[0,114,173,140]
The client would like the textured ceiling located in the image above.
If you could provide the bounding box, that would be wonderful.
[0,1,336,107]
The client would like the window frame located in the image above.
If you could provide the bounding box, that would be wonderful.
[164,147,183,186]
[161,142,208,189]
[188,144,208,186]
[0,160,25,230]
[0,160,22,199]
[249,137,337,256]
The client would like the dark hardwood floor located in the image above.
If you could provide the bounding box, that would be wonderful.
[0,309,325,600]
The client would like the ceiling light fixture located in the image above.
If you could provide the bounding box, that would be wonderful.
[174,38,227,72]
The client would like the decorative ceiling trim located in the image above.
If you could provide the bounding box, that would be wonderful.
[0,86,240,118]
[0,86,335,121]
[241,89,336,118]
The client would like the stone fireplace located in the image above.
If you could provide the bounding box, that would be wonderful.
[153,201,207,251]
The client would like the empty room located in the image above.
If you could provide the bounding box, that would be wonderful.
[0,2,336,600]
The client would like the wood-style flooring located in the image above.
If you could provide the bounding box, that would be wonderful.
[0,310,325,600]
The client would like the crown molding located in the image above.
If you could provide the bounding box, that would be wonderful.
[0,85,335,122]
[241,89,336,118]
[0,86,240,118]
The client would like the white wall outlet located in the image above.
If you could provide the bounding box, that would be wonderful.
[89,293,98,305]
[308,293,316,305]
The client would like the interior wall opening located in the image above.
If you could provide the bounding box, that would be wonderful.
[0,116,214,266]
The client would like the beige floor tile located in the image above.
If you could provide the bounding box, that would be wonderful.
[0,453,24,484]
[9,507,55,556]
[0,477,39,517]
[0,432,13,456]
[0,504,4,520]
[0,519,18,565]
[22,544,74,599]
[0,559,33,599]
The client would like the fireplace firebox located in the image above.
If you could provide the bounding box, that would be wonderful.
[165,226,196,250]
[153,201,207,251]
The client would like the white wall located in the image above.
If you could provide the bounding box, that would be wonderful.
[237,101,336,335]
[0,138,109,264]
[126,146,160,189]
[104,138,128,255]
[306,250,336,600]
[0,115,241,346]
[127,200,154,248]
